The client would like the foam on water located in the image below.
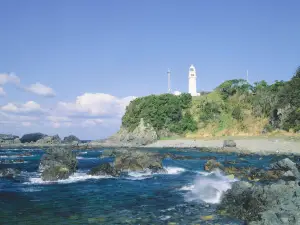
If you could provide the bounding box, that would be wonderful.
[165,167,186,174]
[76,156,98,160]
[181,170,237,204]
[127,171,153,180]
[25,172,113,185]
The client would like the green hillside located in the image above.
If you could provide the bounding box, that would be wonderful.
[122,67,300,139]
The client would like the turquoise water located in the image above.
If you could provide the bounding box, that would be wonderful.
[0,148,277,224]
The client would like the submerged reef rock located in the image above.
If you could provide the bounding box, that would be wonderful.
[204,159,224,172]
[39,148,77,181]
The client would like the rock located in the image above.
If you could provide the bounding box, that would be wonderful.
[88,163,120,177]
[13,138,21,144]
[0,168,20,178]
[102,118,158,147]
[0,134,20,145]
[36,135,61,145]
[0,134,19,141]
[219,180,300,225]
[63,135,80,143]
[223,140,236,148]
[99,149,165,174]
[270,158,300,179]
[20,133,47,143]
[114,150,164,173]
[204,159,224,171]
[39,148,77,181]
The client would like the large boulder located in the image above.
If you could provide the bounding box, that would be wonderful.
[88,163,120,177]
[63,135,80,143]
[36,135,61,145]
[93,149,165,176]
[114,150,164,173]
[39,148,77,181]
[223,140,237,148]
[219,181,300,225]
[0,168,20,178]
[20,133,47,143]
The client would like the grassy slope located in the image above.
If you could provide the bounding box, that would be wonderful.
[177,94,300,140]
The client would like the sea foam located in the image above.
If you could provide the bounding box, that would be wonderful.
[26,172,113,185]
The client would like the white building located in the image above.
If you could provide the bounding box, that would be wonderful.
[188,64,200,96]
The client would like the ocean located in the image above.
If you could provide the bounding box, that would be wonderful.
[0,148,274,224]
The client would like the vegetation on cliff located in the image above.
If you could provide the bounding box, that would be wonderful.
[122,67,300,138]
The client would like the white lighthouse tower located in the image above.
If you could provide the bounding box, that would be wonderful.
[188,64,199,96]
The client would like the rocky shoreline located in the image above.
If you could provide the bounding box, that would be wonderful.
[2,132,300,156]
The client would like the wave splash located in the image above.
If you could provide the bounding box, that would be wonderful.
[181,170,236,204]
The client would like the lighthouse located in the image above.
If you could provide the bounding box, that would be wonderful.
[188,65,199,96]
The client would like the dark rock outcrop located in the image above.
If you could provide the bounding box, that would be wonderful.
[0,168,20,178]
[114,150,164,173]
[219,158,300,224]
[92,149,165,176]
[39,148,77,181]
[63,135,80,143]
[219,181,300,225]
[20,133,47,143]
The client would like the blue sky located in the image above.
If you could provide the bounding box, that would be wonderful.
[0,0,300,139]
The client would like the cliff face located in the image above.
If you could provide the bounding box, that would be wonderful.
[104,118,158,147]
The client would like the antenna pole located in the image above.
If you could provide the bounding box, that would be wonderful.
[246,70,249,83]
[167,69,171,93]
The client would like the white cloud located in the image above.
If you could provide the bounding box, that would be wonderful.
[22,122,32,127]
[52,122,61,128]
[81,118,103,127]
[0,73,20,85]
[57,93,136,117]
[1,101,42,113]
[0,111,38,128]
[1,103,18,112]
[26,82,55,97]
[0,87,6,96]
[46,116,71,122]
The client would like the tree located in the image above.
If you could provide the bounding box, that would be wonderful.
[216,79,252,99]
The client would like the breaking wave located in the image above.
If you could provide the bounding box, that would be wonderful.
[181,170,237,204]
